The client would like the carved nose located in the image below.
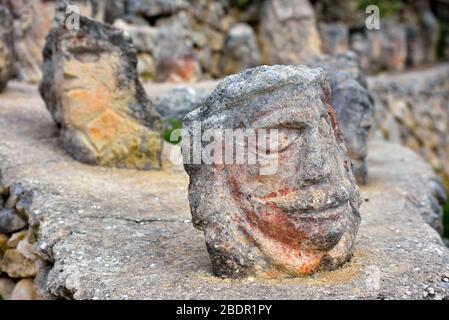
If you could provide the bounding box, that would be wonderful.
[299,134,331,186]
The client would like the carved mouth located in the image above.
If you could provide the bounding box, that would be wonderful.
[251,185,351,220]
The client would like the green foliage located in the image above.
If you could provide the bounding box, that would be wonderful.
[163,118,183,145]
[357,0,403,18]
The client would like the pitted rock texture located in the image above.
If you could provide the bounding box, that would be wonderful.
[183,65,361,278]
[259,0,321,65]
[311,52,374,185]
[0,5,14,92]
[39,6,163,170]
[368,63,449,194]
[0,82,449,299]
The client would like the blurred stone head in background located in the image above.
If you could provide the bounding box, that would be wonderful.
[39,1,163,170]
[311,52,374,185]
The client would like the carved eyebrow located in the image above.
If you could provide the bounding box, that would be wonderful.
[252,109,314,130]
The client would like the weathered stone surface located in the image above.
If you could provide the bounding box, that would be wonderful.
[39,5,163,170]
[10,278,37,300]
[128,0,188,18]
[259,0,321,65]
[368,63,449,195]
[155,86,209,121]
[0,5,14,92]
[220,23,261,76]
[0,249,36,278]
[0,277,15,300]
[311,52,374,185]
[183,65,361,278]
[0,82,449,299]
[318,23,349,55]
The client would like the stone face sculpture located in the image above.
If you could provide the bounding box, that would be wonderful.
[183,65,361,278]
[259,0,321,65]
[0,5,14,92]
[39,3,163,170]
[311,52,374,185]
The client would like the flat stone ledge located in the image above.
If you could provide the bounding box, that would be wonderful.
[1,82,449,299]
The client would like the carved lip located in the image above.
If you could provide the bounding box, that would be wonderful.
[251,185,351,220]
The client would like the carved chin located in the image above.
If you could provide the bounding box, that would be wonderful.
[240,201,355,276]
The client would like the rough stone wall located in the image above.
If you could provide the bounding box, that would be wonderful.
[0,181,42,300]
[368,64,449,192]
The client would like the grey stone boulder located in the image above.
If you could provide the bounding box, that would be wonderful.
[0,208,27,234]
[155,86,209,121]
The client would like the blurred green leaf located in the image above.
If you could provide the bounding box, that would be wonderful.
[163,118,183,145]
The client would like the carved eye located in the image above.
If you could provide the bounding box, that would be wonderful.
[256,128,300,154]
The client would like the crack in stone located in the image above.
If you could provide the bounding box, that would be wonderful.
[82,214,189,225]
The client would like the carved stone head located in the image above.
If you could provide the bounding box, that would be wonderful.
[39,2,162,170]
[183,65,361,278]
